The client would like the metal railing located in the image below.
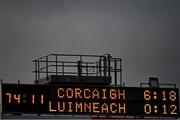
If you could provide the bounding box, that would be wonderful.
[33,54,122,86]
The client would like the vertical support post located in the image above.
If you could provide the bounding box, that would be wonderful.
[55,54,58,75]
[62,62,64,75]
[35,61,38,84]
[78,60,82,78]
[86,63,88,76]
[78,56,82,78]
[103,56,107,77]
[18,80,20,84]
[37,61,40,81]
[46,56,48,80]
[96,62,98,76]
[120,59,122,87]
[107,54,111,77]
[99,57,102,77]
[114,59,117,86]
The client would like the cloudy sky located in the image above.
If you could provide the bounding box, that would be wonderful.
[0,0,180,88]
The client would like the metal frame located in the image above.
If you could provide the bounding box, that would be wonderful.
[33,54,122,86]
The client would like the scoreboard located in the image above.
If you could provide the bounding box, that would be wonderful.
[1,84,179,117]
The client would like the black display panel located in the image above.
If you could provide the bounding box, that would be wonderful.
[1,84,179,117]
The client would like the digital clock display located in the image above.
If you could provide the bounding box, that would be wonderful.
[1,84,179,117]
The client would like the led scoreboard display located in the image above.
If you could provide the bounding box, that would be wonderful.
[1,84,179,117]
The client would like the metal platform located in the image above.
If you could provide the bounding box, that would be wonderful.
[36,75,111,85]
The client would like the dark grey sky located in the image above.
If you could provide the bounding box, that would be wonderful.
[0,0,180,87]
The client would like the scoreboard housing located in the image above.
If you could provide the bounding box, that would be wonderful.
[2,84,179,117]
[1,54,179,118]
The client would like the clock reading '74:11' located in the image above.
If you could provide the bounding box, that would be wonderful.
[5,93,44,104]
